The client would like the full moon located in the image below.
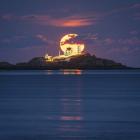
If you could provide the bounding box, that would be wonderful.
[60,34,85,56]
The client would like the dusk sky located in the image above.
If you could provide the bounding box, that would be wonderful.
[0,0,140,67]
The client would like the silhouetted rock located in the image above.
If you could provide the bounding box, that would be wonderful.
[28,57,47,66]
[0,62,13,68]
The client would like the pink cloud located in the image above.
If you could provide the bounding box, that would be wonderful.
[53,18,93,27]
[1,13,99,27]
[20,14,97,27]
[52,15,97,27]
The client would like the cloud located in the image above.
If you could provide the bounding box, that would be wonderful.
[36,34,48,42]
[35,34,58,48]
[21,14,98,27]
[0,13,99,27]
[81,33,98,40]
[100,37,140,46]
[53,16,96,27]
[118,37,140,46]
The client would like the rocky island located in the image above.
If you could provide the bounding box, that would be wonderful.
[0,53,130,70]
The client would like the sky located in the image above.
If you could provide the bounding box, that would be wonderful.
[0,0,140,67]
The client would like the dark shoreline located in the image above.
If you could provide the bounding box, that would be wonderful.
[0,67,138,71]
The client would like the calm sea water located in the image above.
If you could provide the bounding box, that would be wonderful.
[0,70,140,140]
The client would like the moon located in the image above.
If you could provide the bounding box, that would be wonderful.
[60,34,85,56]
[60,34,78,51]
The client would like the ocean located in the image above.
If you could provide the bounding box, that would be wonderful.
[0,70,140,140]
